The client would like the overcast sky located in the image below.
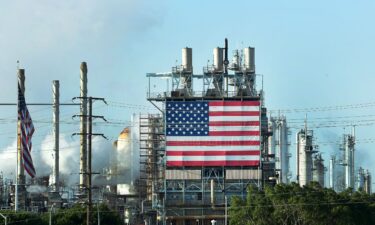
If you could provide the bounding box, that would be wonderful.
[1,0,375,188]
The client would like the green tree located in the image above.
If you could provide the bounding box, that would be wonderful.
[229,182,375,225]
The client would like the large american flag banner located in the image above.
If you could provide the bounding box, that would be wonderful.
[18,83,36,178]
[166,100,260,167]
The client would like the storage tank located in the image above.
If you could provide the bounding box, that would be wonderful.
[213,47,223,72]
[243,47,255,72]
[182,47,193,73]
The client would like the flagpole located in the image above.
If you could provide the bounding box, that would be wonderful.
[15,67,25,212]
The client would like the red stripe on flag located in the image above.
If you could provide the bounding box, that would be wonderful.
[167,160,260,167]
[209,131,260,136]
[209,101,260,106]
[167,140,260,146]
[167,150,260,156]
[209,121,260,126]
[209,111,260,116]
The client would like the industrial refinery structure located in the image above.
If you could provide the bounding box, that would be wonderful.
[0,40,373,225]
[141,39,277,225]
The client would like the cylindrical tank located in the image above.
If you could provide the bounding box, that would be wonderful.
[213,47,223,72]
[297,130,314,187]
[182,47,192,73]
[243,47,255,72]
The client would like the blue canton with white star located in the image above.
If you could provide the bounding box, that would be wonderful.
[166,101,209,136]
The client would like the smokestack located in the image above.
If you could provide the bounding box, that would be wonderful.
[52,80,60,192]
[80,62,88,189]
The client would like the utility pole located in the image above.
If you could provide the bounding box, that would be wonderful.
[87,97,92,225]
[73,96,107,225]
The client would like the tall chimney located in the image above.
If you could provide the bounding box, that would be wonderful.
[52,80,60,192]
[80,62,88,189]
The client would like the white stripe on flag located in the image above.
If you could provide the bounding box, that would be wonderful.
[209,106,260,111]
[209,116,259,121]
[167,136,260,141]
[167,155,260,161]
[166,145,259,151]
[209,126,259,131]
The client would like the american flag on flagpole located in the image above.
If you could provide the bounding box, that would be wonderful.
[166,100,260,167]
[18,83,36,178]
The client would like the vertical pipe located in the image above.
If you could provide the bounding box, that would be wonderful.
[329,157,335,189]
[296,132,300,183]
[210,179,214,205]
[224,195,227,225]
[97,203,100,225]
[52,80,60,192]
[80,62,88,189]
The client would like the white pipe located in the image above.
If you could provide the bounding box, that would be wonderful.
[0,212,7,225]
[49,204,55,225]
[225,195,228,225]
[97,203,100,225]
[210,179,215,205]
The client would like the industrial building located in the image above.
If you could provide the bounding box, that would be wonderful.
[141,39,276,225]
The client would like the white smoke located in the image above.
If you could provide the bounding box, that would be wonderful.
[38,133,111,186]
[0,140,18,177]
[27,184,47,193]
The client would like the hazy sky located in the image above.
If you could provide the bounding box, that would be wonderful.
[1,0,375,187]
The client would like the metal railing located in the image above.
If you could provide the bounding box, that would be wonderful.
[147,91,260,99]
